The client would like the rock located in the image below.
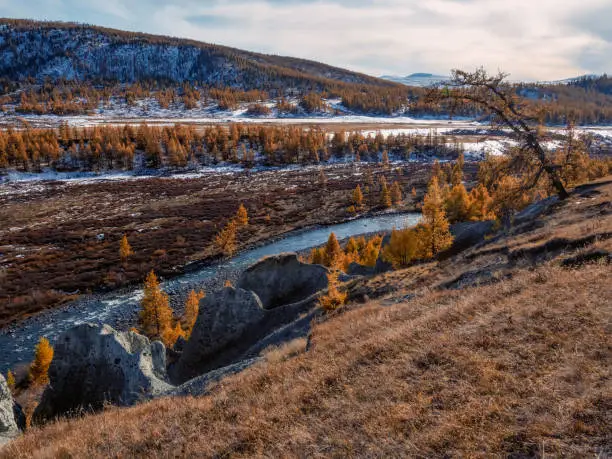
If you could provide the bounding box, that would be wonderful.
[174,288,265,382]
[513,196,558,226]
[0,374,20,446]
[174,287,316,383]
[168,358,260,398]
[173,336,187,353]
[347,262,376,276]
[237,253,329,309]
[33,324,173,423]
[150,341,167,380]
[441,220,496,258]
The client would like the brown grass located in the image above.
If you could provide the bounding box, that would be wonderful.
[3,261,610,458]
[0,163,433,326]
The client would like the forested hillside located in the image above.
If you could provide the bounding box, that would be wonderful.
[0,19,394,89]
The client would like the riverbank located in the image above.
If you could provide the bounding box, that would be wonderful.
[0,161,436,327]
[0,212,421,374]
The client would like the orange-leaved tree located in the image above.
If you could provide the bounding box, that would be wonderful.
[352,184,364,210]
[183,289,205,338]
[235,204,249,228]
[119,234,134,263]
[6,370,16,391]
[29,337,54,385]
[318,271,347,312]
[421,176,454,257]
[215,219,238,257]
[391,181,403,206]
[380,176,392,208]
[445,183,472,224]
[324,232,344,269]
[139,270,174,347]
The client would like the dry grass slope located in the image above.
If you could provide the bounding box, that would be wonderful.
[3,261,610,458]
[3,178,611,458]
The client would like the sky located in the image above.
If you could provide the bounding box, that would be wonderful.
[1,0,611,81]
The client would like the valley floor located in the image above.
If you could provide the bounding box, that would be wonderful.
[0,162,434,327]
[4,178,610,458]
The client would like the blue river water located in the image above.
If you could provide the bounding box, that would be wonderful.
[0,212,420,373]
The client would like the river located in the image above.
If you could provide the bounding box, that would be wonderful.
[0,212,421,373]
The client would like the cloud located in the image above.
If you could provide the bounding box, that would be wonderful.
[1,0,611,80]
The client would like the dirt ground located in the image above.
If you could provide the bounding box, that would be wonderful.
[0,161,445,327]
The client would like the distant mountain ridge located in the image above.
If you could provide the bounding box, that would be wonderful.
[0,19,397,91]
[380,73,449,87]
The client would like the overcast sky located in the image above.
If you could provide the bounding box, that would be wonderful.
[2,0,611,81]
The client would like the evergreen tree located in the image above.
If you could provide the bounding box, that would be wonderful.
[29,337,54,385]
[139,270,173,346]
[422,177,454,256]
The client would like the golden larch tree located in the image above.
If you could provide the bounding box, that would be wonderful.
[139,270,174,346]
[215,219,238,257]
[380,176,392,208]
[309,247,326,266]
[183,289,205,337]
[451,152,465,186]
[359,235,383,267]
[6,370,15,391]
[445,183,472,223]
[318,271,347,312]
[381,150,390,168]
[469,184,496,221]
[383,227,421,268]
[29,337,54,386]
[422,177,454,257]
[391,181,403,206]
[236,204,249,227]
[119,234,134,263]
[352,184,364,209]
[324,232,344,269]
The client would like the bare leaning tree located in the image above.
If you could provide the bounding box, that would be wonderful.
[428,68,570,199]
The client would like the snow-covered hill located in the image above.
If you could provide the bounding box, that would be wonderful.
[0,19,395,90]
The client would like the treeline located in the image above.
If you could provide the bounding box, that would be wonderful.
[0,124,466,171]
[6,79,612,122]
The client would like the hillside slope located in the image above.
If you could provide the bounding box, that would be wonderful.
[0,19,395,90]
[2,178,611,457]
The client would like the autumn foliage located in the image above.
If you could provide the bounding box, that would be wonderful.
[183,289,205,338]
[317,271,347,312]
[29,337,54,386]
[214,220,238,257]
[138,270,176,347]
[119,235,133,263]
